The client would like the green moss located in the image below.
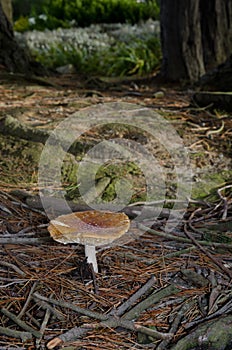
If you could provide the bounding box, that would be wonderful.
[191,170,232,199]
[0,134,43,186]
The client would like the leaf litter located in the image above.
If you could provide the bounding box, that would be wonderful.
[0,72,231,349]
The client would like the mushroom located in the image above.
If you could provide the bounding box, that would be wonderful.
[48,210,130,273]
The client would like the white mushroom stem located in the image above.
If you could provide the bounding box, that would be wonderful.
[85,245,98,273]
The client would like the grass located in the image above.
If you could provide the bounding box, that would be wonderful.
[32,36,161,77]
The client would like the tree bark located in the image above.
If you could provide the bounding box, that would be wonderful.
[160,0,232,83]
[200,0,232,71]
[0,2,30,73]
[198,54,232,91]
[160,0,205,82]
[0,2,47,75]
[0,0,12,23]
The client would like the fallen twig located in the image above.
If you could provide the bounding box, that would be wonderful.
[46,275,156,347]
[217,184,232,220]
[0,261,26,277]
[33,296,65,321]
[36,308,51,347]
[157,299,196,350]
[17,281,38,319]
[183,224,232,279]
[33,291,173,349]
[109,275,156,316]
[47,318,172,349]
[0,326,32,342]
[122,284,181,321]
[139,223,232,249]
[0,308,41,338]
[185,297,232,330]
[0,237,52,244]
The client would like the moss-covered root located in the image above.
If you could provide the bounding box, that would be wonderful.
[171,315,232,350]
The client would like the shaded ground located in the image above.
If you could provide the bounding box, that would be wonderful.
[0,71,232,349]
[0,71,231,198]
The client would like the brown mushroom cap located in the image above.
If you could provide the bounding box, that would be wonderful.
[48,210,130,246]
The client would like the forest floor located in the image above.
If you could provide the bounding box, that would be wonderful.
[0,71,232,349]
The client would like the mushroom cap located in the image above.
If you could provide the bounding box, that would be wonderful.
[48,210,130,246]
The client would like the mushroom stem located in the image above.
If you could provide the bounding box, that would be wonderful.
[85,245,98,273]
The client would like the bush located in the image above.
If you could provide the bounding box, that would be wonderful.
[95,38,161,76]
[13,0,160,31]
[14,16,30,32]
[18,18,161,77]
[31,36,161,77]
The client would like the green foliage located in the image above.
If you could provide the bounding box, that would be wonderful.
[34,43,85,70]
[100,37,161,76]
[14,0,161,77]
[32,36,161,77]
[13,0,159,30]
[14,16,30,32]
[71,0,159,26]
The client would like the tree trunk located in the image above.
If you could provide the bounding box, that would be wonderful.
[198,54,232,91]
[160,0,232,83]
[160,0,205,82]
[0,0,12,23]
[200,0,232,71]
[0,3,47,75]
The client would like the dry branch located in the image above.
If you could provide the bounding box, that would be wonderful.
[139,224,232,249]
[0,115,93,155]
[122,284,181,321]
[183,224,232,279]
[0,261,26,277]
[34,285,173,349]
[109,275,156,316]
[45,275,157,347]
[0,326,32,342]
[36,308,51,347]
[17,281,38,319]
[0,308,41,338]
[157,299,196,350]
[33,297,65,321]
[0,237,51,244]
[26,194,174,219]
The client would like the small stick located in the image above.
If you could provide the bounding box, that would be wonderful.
[18,281,38,319]
[0,308,41,338]
[18,202,47,216]
[47,316,172,349]
[157,300,196,350]
[109,275,156,317]
[139,223,232,249]
[217,184,232,220]
[128,199,190,206]
[0,261,26,277]
[89,262,99,295]
[183,224,232,279]
[33,292,109,321]
[122,284,181,321]
[159,246,196,259]
[34,292,173,348]
[36,308,51,347]
[47,275,156,348]
[33,296,65,321]
[0,326,32,342]
[0,237,52,244]
[47,326,94,349]
[185,298,232,329]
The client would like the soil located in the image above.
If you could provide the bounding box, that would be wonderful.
[0,71,232,350]
[0,72,231,199]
